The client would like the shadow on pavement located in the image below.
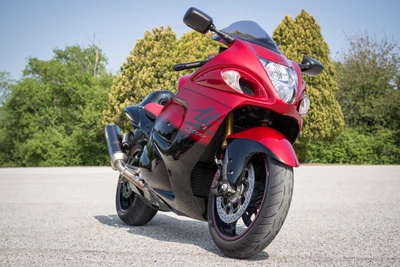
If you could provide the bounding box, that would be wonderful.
[94,213,269,261]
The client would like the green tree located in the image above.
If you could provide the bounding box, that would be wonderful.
[104,27,178,126]
[0,72,12,105]
[305,127,399,164]
[0,45,113,167]
[0,72,14,164]
[327,33,400,164]
[176,31,221,69]
[336,33,400,131]
[273,10,344,142]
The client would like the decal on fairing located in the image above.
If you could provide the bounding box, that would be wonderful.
[184,106,221,138]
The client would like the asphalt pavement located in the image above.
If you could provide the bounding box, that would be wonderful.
[0,165,399,266]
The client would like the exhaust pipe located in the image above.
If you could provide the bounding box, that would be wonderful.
[105,124,144,190]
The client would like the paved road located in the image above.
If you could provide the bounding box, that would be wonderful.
[0,166,399,266]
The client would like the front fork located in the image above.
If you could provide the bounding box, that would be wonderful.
[211,112,236,197]
[211,112,296,197]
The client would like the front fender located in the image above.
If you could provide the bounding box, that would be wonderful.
[225,127,298,185]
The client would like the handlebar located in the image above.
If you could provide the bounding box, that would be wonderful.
[173,60,208,71]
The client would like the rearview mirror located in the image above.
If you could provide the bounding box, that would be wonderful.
[183,7,213,34]
[299,56,324,76]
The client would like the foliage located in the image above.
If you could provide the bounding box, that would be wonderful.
[303,32,400,165]
[299,32,400,164]
[0,72,13,105]
[103,28,221,128]
[335,33,400,132]
[0,45,113,167]
[103,27,178,127]
[176,31,222,72]
[272,10,344,141]
[303,128,400,164]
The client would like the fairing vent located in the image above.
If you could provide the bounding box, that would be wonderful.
[239,80,255,96]
[191,163,217,198]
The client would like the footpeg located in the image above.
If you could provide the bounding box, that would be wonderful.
[122,129,142,149]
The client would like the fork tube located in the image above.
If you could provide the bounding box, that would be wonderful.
[222,112,233,147]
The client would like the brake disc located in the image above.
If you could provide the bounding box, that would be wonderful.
[122,181,132,198]
[216,163,255,223]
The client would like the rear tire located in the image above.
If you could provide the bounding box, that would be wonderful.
[208,155,294,258]
[116,176,157,226]
[115,145,157,226]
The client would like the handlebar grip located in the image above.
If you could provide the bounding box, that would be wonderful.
[173,64,186,71]
[185,62,202,68]
[173,61,206,71]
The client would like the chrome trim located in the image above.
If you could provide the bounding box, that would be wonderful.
[110,152,127,170]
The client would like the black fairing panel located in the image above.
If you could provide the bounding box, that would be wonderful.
[225,138,278,185]
[150,132,211,220]
[124,105,140,125]
[139,97,189,202]
[139,96,228,220]
[153,98,187,144]
[140,90,174,106]
[124,90,175,137]
[124,107,154,137]
[140,140,172,192]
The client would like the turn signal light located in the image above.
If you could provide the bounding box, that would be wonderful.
[298,96,310,116]
[221,70,244,94]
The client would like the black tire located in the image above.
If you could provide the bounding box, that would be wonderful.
[208,154,294,258]
[115,145,157,226]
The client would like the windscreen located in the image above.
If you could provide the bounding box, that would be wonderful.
[214,20,282,55]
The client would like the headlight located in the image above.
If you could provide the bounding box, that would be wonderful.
[259,58,298,104]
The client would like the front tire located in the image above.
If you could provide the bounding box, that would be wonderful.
[115,145,157,226]
[208,155,294,258]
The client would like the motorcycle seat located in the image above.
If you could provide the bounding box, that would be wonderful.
[124,90,174,123]
[144,103,164,120]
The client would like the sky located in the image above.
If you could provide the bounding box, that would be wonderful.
[1,0,399,80]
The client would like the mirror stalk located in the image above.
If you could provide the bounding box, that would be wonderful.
[209,25,235,44]
[298,56,324,76]
[298,62,311,71]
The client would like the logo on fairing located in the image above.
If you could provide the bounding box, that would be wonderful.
[185,106,221,137]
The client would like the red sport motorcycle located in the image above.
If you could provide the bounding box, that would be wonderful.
[105,7,323,258]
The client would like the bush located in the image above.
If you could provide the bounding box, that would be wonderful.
[299,128,400,164]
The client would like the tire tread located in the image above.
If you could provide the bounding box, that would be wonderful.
[208,156,294,258]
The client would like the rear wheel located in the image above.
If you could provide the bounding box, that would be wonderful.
[208,154,294,258]
[116,145,157,226]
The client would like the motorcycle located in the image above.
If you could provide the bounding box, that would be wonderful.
[105,7,323,258]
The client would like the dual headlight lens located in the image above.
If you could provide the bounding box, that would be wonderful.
[259,58,298,104]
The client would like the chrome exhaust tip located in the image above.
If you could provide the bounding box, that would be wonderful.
[105,124,144,190]
[105,124,127,170]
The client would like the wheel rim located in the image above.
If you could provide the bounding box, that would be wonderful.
[216,163,255,223]
[118,177,135,212]
[117,146,141,213]
[212,154,268,239]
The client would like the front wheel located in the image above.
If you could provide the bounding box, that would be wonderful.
[208,154,294,258]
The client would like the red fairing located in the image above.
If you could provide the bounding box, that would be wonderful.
[157,98,186,130]
[144,103,164,118]
[178,73,193,90]
[175,88,231,144]
[227,127,299,167]
[182,39,304,131]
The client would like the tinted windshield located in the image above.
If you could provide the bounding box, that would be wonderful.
[214,21,282,55]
